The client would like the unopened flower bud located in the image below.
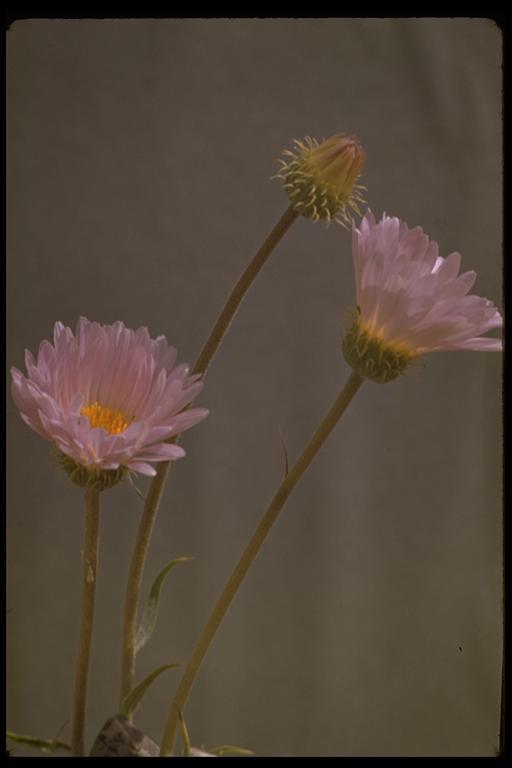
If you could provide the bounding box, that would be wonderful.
[276,134,366,225]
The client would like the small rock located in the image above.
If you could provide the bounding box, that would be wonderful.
[90,715,159,757]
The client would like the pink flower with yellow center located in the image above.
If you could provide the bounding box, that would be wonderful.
[11,318,209,487]
[343,211,502,383]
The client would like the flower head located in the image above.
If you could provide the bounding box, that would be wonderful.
[11,318,209,489]
[276,134,365,225]
[342,211,502,383]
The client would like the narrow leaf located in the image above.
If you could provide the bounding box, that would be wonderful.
[178,710,192,756]
[121,663,180,719]
[208,744,255,756]
[126,470,146,501]
[6,730,71,754]
[278,424,290,478]
[135,556,192,655]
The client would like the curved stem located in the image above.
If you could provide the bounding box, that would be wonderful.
[192,204,299,377]
[120,462,171,706]
[71,488,100,756]
[159,370,364,756]
[119,205,299,708]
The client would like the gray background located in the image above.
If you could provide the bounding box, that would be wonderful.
[6,18,502,757]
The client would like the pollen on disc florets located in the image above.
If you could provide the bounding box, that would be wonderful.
[56,451,126,492]
[342,311,417,384]
[275,134,366,225]
[80,401,132,434]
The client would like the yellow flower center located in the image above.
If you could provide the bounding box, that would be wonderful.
[81,401,132,434]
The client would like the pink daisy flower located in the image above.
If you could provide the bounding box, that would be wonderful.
[343,210,502,382]
[11,318,209,484]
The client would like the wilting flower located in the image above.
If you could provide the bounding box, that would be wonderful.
[276,134,365,225]
[11,318,209,489]
[343,211,503,383]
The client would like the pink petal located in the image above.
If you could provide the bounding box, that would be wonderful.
[10,317,209,477]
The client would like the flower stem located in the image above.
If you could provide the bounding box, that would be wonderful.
[120,461,171,706]
[159,370,364,756]
[192,204,299,377]
[71,488,100,756]
[119,204,299,708]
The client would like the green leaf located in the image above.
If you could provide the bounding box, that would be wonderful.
[135,556,192,655]
[6,730,71,754]
[121,663,180,719]
[208,744,255,756]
